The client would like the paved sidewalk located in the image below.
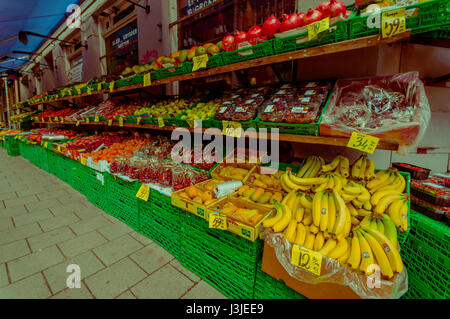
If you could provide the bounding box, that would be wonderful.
[0,148,226,299]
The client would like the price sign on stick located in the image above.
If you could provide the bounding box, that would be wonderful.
[291,245,322,276]
[209,213,227,230]
[143,73,151,87]
[76,121,80,127]
[109,81,115,92]
[119,117,124,127]
[94,115,99,123]
[87,87,92,95]
[136,117,142,125]
[347,132,379,154]
[136,184,150,201]
[192,54,209,71]
[222,121,242,138]
[307,17,330,40]
[108,119,113,126]
[157,117,165,128]
[382,8,406,38]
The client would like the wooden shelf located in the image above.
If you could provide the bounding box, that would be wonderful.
[34,120,399,151]
[17,32,411,108]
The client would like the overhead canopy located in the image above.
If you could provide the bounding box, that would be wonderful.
[0,0,81,72]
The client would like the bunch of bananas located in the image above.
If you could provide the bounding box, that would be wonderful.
[235,185,283,206]
[349,226,403,279]
[296,156,325,178]
[280,170,327,192]
[313,173,346,193]
[321,155,350,177]
[351,155,375,180]
[367,167,406,193]
[359,213,399,249]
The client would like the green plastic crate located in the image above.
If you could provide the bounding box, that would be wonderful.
[418,23,450,38]
[115,74,143,88]
[151,62,193,80]
[210,118,258,130]
[222,40,274,65]
[108,200,140,230]
[348,0,450,39]
[273,20,348,54]
[207,53,225,68]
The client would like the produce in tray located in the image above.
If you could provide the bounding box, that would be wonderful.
[320,72,431,148]
[133,97,199,119]
[180,98,225,121]
[214,86,271,121]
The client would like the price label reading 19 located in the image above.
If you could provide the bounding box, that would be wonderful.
[382,8,406,38]
[291,245,322,276]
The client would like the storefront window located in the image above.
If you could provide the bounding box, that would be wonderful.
[67,55,83,83]
[105,20,139,75]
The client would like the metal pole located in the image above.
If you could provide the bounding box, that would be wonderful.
[3,77,10,129]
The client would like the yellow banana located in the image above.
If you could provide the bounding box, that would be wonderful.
[262,203,283,228]
[282,190,295,205]
[302,210,313,226]
[397,173,406,193]
[319,191,329,232]
[296,207,305,222]
[284,219,297,243]
[382,214,398,249]
[374,193,404,215]
[370,189,402,206]
[359,215,371,228]
[363,200,372,211]
[352,198,364,208]
[358,208,372,217]
[342,183,363,195]
[343,205,352,238]
[387,198,404,228]
[364,157,375,180]
[313,231,325,251]
[359,156,367,180]
[306,157,322,178]
[356,229,375,275]
[369,173,396,193]
[312,190,324,227]
[366,171,391,190]
[294,223,307,246]
[333,175,343,194]
[309,224,320,235]
[286,191,299,213]
[356,186,371,202]
[376,219,384,234]
[280,173,293,192]
[288,172,327,186]
[399,200,408,232]
[361,229,394,278]
[351,156,363,179]
[283,172,311,191]
[327,191,337,233]
[322,156,340,172]
[299,193,313,209]
[339,156,350,178]
[325,175,335,189]
[272,202,292,233]
[347,203,358,217]
[337,238,352,264]
[318,238,337,256]
[303,231,315,250]
[332,190,347,236]
[328,237,349,259]
[297,156,314,178]
[351,216,361,225]
[341,193,357,202]
[361,226,403,273]
[347,234,361,270]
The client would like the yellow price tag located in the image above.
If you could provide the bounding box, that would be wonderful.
[136,117,142,125]
[108,119,113,126]
[49,118,53,123]
[81,157,87,165]
[347,132,379,154]
[109,82,115,92]
[222,121,242,138]
[291,245,322,276]
[85,118,90,124]
[97,83,102,91]
[87,87,92,95]
[307,17,329,40]
[382,8,406,38]
[119,117,124,127]
[76,121,80,127]
[135,184,150,201]
[143,73,151,87]
[54,117,58,122]
[57,145,61,152]
[94,115,99,122]
[61,117,64,123]
[44,142,48,149]
[209,213,227,230]
[192,54,209,72]
[157,117,165,128]
[187,120,201,128]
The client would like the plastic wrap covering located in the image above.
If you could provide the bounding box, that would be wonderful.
[320,72,431,152]
[264,231,408,299]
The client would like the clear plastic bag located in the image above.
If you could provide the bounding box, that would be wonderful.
[320,72,431,152]
[264,231,409,299]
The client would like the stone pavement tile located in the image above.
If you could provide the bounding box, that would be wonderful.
[170,259,201,283]
[131,264,195,299]
[15,188,42,198]
[28,226,76,252]
[39,212,80,232]
[50,284,94,299]
[0,216,14,232]
[116,290,136,299]
[181,280,227,299]
[0,222,42,245]
[7,245,64,282]
[0,205,28,218]
[35,189,70,202]
[0,192,18,201]
[43,251,105,294]
[84,258,147,299]
[97,222,134,241]
[73,206,105,220]
[58,197,90,208]
[59,231,108,258]
[0,273,51,299]
[3,195,38,208]
[25,198,62,213]
[70,215,112,236]
[93,235,143,266]
[0,264,8,287]
[128,232,154,246]
[13,209,53,227]
[44,183,76,193]
[49,203,84,216]
[129,245,173,275]
[0,240,30,264]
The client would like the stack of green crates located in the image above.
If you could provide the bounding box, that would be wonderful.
[73,164,109,212]
[105,174,140,230]
[180,211,263,299]
[401,210,449,299]
[5,136,20,156]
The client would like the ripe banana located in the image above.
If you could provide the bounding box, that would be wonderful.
[374,193,404,214]
[299,193,313,209]
[318,238,337,256]
[309,224,319,235]
[351,156,364,179]
[319,191,329,232]
[297,156,315,178]
[272,202,292,233]
[288,173,327,186]
[339,156,350,178]
[370,173,396,193]
[376,219,384,234]
[302,210,313,226]
[359,215,371,228]
[294,223,307,246]
[356,186,371,202]
[370,189,402,206]
[281,190,295,205]
[296,207,305,222]
[347,234,361,270]
[358,208,372,217]
[343,206,352,238]
[347,202,358,217]
[328,237,349,259]
[333,175,343,194]
[387,198,404,229]
[263,203,283,228]
[337,238,352,264]
[332,190,347,236]
[282,172,311,191]
[356,229,375,275]
[306,157,322,178]
[366,171,391,190]
[382,214,398,249]
[361,226,403,274]
[359,156,367,180]
[280,173,293,192]
[364,157,375,180]
[327,191,337,233]
[313,231,325,251]
[312,190,324,227]
[322,156,340,172]
[303,231,316,250]
[284,219,297,243]
[399,200,408,232]
[361,229,394,278]
[351,216,361,225]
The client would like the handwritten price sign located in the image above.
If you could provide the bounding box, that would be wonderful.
[135,184,150,201]
[192,54,209,71]
[291,245,322,276]
[157,117,165,128]
[307,17,330,40]
[209,213,227,230]
[347,132,379,154]
[143,73,151,87]
[382,8,406,38]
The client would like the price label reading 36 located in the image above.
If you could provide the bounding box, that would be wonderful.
[382,8,406,38]
[291,245,322,276]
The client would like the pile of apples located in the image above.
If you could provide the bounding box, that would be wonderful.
[222,0,349,51]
